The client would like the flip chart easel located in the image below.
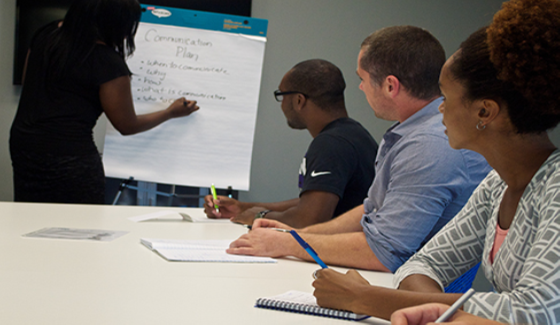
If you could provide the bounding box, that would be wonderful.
[102,5,268,193]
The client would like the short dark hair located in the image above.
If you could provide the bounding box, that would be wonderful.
[47,0,141,80]
[360,26,445,100]
[449,0,560,134]
[286,59,346,111]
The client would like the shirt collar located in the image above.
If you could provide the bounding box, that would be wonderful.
[321,117,349,133]
[385,97,443,137]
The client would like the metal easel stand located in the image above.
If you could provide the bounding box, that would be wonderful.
[112,177,212,206]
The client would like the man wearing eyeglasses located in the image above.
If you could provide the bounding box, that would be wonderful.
[204,59,378,228]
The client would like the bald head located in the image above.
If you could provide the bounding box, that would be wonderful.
[284,59,346,112]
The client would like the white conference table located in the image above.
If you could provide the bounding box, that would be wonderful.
[0,202,393,324]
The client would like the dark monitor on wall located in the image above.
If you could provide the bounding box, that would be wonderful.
[13,0,252,85]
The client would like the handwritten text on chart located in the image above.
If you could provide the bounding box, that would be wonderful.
[139,94,226,104]
[144,29,213,47]
[134,84,228,103]
[144,29,213,60]
[135,85,226,101]
[140,60,228,75]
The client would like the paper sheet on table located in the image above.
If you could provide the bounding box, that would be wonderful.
[128,210,231,223]
[23,228,128,242]
[141,238,276,263]
[103,22,266,190]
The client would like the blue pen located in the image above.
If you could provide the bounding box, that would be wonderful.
[289,230,328,269]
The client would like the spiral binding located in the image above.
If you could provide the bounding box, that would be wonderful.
[255,298,364,320]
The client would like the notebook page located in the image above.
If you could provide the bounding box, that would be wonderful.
[129,210,231,223]
[263,291,318,306]
[141,238,277,263]
[142,238,231,250]
[157,248,276,263]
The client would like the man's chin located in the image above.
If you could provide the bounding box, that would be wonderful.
[288,122,306,130]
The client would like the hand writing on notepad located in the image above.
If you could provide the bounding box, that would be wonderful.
[203,195,242,219]
[312,269,370,313]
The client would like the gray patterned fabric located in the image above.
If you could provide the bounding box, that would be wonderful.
[394,150,560,324]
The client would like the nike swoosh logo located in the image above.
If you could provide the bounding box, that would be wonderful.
[310,171,332,177]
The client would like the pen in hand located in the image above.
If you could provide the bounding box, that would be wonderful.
[210,184,219,213]
[435,288,475,323]
[244,225,289,232]
[289,230,328,269]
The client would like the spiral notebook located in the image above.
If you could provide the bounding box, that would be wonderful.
[255,290,369,321]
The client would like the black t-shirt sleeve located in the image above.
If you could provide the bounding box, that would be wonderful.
[90,47,131,86]
[301,134,358,198]
[30,21,131,87]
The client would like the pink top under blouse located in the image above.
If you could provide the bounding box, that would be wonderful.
[490,222,509,264]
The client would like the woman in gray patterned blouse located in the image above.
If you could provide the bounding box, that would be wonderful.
[311,0,560,324]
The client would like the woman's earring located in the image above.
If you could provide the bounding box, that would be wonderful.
[476,121,486,131]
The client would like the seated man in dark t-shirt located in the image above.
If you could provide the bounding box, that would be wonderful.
[204,59,378,228]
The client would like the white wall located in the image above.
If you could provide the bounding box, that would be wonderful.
[0,0,19,201]
[2,0,560,203]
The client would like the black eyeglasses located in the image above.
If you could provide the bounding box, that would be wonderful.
[273,90,309,102]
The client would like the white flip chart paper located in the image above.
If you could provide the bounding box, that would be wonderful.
[103,21,266,190]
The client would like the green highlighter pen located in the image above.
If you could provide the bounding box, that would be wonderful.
[210,184,220,213]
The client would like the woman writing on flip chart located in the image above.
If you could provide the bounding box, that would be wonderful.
[10,0,199,204]
[312,0,560,324]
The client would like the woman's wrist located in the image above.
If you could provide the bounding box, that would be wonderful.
[349,283,378,315]
[164,105,176,120]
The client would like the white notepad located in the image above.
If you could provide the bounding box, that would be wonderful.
[255,290,369,321]
[141,238,277,263]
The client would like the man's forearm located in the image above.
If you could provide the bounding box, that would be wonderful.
[264,208,328,228]
[246,198,300,213]
[290,231,390,272]
[302,204,365,234]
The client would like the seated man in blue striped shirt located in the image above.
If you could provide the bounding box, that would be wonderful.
[226,26,491,272]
